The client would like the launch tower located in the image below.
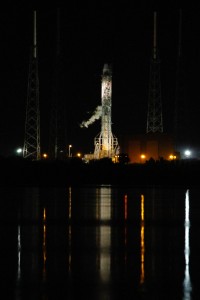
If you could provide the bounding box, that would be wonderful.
[49,9,66,159]
[94,64,119,160]
[146,12,163,133]
[174,9,187,151]
[23,11,40,160]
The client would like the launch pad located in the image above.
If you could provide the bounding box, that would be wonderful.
[94,132,119,160]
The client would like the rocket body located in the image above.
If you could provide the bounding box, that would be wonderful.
[101,64,112,152]
[94,64,119,159]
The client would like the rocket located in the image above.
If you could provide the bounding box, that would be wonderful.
[101,64,112,152]
[94,64,119,159]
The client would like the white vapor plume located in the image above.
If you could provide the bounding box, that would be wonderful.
[80,106,102,128]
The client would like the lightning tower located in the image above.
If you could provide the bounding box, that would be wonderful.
[174,9,187,151]
[94,64,119,160]
[49,9,66,159]
[23,11,40,160]
[146,12,163,133]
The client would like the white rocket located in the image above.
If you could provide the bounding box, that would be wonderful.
[94,64,119,159]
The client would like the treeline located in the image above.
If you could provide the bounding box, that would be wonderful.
[0,156,200,187]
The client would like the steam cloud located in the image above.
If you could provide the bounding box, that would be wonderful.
[80,106,102,128]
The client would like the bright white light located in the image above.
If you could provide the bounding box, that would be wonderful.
[184,150,191,157]
[16,148,23,154]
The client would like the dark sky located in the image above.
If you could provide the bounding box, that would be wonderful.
[1,4,200,157]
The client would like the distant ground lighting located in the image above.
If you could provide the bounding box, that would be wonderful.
[184,150,191,158]
[68,145,72,157]
[16,148,23,154]
[169,154,177,160]
[140,154,146,163]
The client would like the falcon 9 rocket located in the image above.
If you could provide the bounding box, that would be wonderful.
[94,64,119,160]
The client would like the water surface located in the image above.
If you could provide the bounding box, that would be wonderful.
[0,185,199,299]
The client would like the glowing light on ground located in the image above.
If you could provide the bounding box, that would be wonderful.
[184,150,191,158]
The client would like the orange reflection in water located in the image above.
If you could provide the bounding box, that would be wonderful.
[140,194,145,284]
[43,207,46,222]
[123,194,128,266]
[141,194,144,222]
[69,187,72,220]
[43,208,47,278]
[124,194,128,220]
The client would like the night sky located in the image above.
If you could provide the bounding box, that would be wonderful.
[1,4,200,157]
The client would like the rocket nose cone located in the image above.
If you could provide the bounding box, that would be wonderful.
[103,63,109,71]
[103,63,111,74]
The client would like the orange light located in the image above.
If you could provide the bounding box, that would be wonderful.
[124,194,128,220]
[43,208,46,222]
[43,153,48,159]
[141,195,144,222]
[140,194,145,284]
[169,154,177,160]
[140,154,146,159]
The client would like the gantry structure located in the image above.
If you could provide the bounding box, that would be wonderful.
[146,12,163,133]
[23,11,40,160]
[49,9,66,159]
[174,9,187,151]
[94,64,119,160]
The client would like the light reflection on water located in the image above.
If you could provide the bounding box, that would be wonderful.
[0,185,199,299]
[140,194,145,285]
[183,189,192,300]
[96,186,111,283]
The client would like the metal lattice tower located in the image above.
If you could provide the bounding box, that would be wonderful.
[23,11,40,160]
[146,12,163,133]
[174,9,187,150]
[94,64,119,159]
[49,9,66,159]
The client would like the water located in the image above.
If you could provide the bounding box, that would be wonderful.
[0,185,199,299]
